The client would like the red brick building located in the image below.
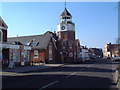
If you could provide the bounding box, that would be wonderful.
[0,17,9,65]
[0,17,31,68]
[8,31,57,64]
[89,48,103,58]
[0,17,8,42]
[57,7,80,63]
[104,43,120,57]
[2,6,81,65]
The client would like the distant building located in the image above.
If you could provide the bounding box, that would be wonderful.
[80,46,89,61]
[89,48,103,58]
[104,43,120,57]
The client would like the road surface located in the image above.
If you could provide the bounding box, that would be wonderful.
[2,58,120,89]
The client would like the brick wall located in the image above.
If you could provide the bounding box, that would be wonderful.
[45,38,56,63]
[30,37,57,64]
[58,31,75,40]
[30,49,45,63]
[2,29,7,42]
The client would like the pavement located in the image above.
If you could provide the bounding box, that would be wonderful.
[1,64,64,77]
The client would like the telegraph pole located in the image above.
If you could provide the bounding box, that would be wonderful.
[0,29,3,62]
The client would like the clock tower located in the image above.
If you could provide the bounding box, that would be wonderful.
[57,5,76,63]
[57,7,75,40]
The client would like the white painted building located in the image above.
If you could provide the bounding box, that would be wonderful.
[80,46,90,61]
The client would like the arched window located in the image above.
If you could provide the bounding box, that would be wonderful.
[49,42,52,60]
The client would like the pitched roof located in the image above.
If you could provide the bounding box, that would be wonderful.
[8,31,57,49]
[61,8,72,16]
[0,16,8,29]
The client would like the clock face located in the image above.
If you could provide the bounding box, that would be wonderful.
[61,26,66,30]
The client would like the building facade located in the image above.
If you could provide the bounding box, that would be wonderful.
[8,31,57,64]
[0,17,31,68]
[89,48,103,58]
[0,16,9,66]
[1,5,81,65]
[104,43,120,57]
[57,7,80,63]
[80,46,89,61]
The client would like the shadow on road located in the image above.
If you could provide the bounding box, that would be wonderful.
[25,66,115,73]
[2,74,115,89]
[77,59,120,65]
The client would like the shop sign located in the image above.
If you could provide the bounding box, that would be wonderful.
[9,45,19,49]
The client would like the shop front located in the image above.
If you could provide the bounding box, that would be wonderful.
[0,42,9,67]
[1,43,31,68]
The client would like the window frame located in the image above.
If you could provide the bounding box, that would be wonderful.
[34,50,39,58]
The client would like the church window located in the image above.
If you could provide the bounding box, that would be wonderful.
[69,42,72,49]
[49,42,52,60]
[62,41,66,49]
[69,53,73,57]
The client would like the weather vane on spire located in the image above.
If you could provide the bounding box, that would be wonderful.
[65,1,66,8]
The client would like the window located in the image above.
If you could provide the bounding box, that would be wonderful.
[69,53,73,57]
[23,50,29,62]
[62,41,66,49]
[31,42,39,46]
[34,50,39,58]
[49,42,52,60]
[16,50,20,62]
[69,42,72,49]
[62,17,70,19]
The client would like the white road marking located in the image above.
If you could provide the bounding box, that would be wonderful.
[39,81,59,89]
[87,66,90,67]
[79,65,93,71]
[65,72,77,78]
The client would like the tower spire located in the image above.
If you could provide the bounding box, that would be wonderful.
[65,1,66,8]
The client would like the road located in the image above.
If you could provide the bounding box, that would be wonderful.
[2,58,120,89]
